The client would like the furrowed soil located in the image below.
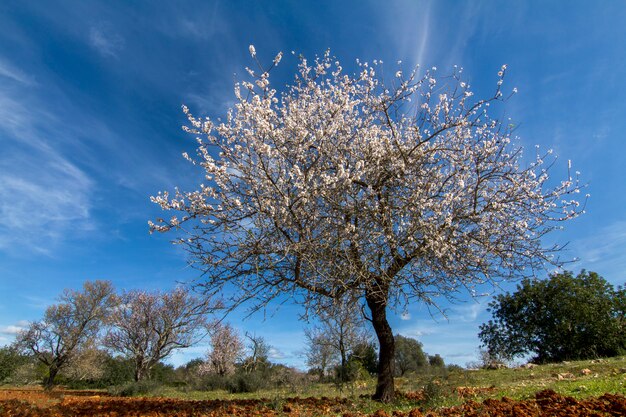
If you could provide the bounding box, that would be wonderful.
[1,387,625,417]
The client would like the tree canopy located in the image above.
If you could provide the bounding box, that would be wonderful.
[151,48,584,401]
[15,280,115,388]
[200,322,245,376]
[104,287,212,381]
[394,334,428,376]
[479,270,626,363]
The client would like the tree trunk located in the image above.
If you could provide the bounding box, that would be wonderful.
[366,287,395,402]
[44,365,59,390]
[339,338,347,382]
[135,359,146,382]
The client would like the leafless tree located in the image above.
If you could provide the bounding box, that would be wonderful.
[15,280,115,388]
[199,321,244,376]
[151,49,585,401]
[304,299,370,381]
[105,287,213,381]
[303,330,335,381]
[242,332,271,373]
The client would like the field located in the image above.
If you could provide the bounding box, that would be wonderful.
[1,357,625,417]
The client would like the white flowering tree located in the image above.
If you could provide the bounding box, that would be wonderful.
[105,288,212,381]
[200,321,244,376]
[151,48,584,401]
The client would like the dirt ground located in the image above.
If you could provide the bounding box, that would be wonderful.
[1,387,624,417]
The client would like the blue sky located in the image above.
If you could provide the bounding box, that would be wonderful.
[1,0,625,369]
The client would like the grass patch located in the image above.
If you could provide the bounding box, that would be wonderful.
[10,356,612,416]
[153,356,626,413]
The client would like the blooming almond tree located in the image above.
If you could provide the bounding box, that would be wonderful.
[105,287,213,381]
[200,321,244,376]
[151,49,584,401]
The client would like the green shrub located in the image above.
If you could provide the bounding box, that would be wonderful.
[422,379,448,407]
[8,361,48,386]
[226,371,265,393]
[196,373,230,391]
[0,347,31,384]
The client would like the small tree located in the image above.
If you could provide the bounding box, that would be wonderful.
[105,287,213,381]
[200,321,244,376]
[479,270,626,363]
[349,341,378,375]
[0,345,29,383]
[303,330,335,380]
[99,354,135,386]
[394,334,428,376]
[241,332,271,373]
[304,299,370,382]
[15,280,115,388]
[468,349,507,370]
[428,354,445,368]
[151,49,584,401]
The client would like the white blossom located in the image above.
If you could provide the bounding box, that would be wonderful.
[151,50,584,399]
[273,51,283,66]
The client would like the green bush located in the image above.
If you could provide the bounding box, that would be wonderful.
[81,355,135,388]
[479,270,626,363]
[446,364,464,373]
[196,373,230,391]
[267,364,310,391]
[8,361,48,386]
[226,371,265,393]
[0,346,30,383]
[422,379,448,407]
[349,342,378,375]
[224,364,306,393]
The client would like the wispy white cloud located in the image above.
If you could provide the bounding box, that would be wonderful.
[397,321,439,339]
[0,321,29,335]
[269,347,286,360]
[450,302,486,323]
[168,345,207,367]
[89,24,125,57]
[0,160,94,255]
[0,94,34,134]
[0,54,100,256]
[378,0,484,70]
[378,0,433,67]
[184,90,236,117]
[571,221,626,285]
[412,2,431,67]
[0,320,29,346]
[0,59,36,85]
[21,295,55,310]
[394,300,490,366]
[177,18,219,40]
[156,0,225,41]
